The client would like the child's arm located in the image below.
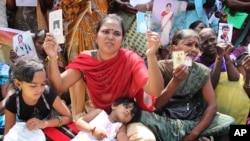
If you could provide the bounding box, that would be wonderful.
[28,96,71,129]
[76,109,108,140]
[116,125,129,141]
[49,96,72,127]
[4,109,16,135]
[26,96,72,130]
[75,109,102,132]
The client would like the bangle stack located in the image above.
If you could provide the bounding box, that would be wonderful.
[90,126,96,135]
[56,116,62,127]
[46,55,58,61]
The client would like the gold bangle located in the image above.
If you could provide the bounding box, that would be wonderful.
[56,116,62,127]
[46,55,58,61]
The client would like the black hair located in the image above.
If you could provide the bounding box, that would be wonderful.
[18,34,23,39]
[222,25,229,30]
[34,29,48,41]
[189,20,207,29]
[113,97,141,123]
[96,14,125,37]
[166,3,172,7]
[9,57,45,89]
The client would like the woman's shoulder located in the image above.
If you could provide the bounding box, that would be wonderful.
[5,93,18,111]
[193,62,210,71]
[158,60,172,70]
[7,92,17,101]
[80,50,98,58]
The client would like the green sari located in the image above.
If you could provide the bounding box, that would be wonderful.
[139,61,235,141]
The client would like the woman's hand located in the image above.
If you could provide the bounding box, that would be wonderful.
[172,64,189,83]
[242,55,250,71]
[145,31,161,56]
[134,4,148,12]
[224,43,233,56]
[26,117,47,130]
[119,1,137,15]
[9,49,18,63]
[216,42,226,58]
[43,33,58,58]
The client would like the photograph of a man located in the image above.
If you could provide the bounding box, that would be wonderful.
[220,25,230,42]
[15,34,32,57]
[139,14,150,33]
[218,23,233,43]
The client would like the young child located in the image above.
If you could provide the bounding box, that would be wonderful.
[71,97,141,141]
[3,57,72,138]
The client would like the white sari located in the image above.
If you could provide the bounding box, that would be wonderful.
[160,11,174,46]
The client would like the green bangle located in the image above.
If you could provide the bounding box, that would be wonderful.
[56,116,62,127]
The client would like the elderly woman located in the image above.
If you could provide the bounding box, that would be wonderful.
[139,29,235,141]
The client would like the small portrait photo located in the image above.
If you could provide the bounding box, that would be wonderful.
[217,23,233,43]
[136,12,152,34]
[53,20,61,35]
[13,32,37,58]
[151,0,187,46]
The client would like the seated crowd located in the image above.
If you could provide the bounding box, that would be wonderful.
[0,0,250,141]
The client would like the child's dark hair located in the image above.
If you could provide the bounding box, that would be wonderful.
[9,57,45,89]
[113,97,141,123]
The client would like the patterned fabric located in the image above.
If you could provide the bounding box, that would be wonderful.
[140,111,235,141]
[119,12,147,59]
[62,0,108,62]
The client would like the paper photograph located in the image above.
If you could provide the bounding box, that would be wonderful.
[151,0,187,46]
[49,9,64,44]
[13,31,37,58]
[172,51,185,69]
[217,23,233,43]
[136,12,152,34]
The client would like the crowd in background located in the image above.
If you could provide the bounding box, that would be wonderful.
[0,0,250,141]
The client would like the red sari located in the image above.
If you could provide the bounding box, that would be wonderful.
[66,48,154,112]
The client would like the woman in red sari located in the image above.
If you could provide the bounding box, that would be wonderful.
[43,14,163,140]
